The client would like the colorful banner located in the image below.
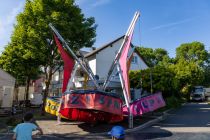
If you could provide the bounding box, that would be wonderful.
[54,34,75,93]
[123,92,165,116]
[119,34,134,101]
[62,92,123,115]
[59,107,123,123]
[45,97,60,116]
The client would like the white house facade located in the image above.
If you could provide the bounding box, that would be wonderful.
[85,36,148,83]
[0,68,16,108]
[49,36,148,96]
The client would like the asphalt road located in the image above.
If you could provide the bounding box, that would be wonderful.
[125,102,210,140]
[2,102,210,140]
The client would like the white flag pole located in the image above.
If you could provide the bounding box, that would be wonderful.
[49,24,100,89]
[103,12,140,90]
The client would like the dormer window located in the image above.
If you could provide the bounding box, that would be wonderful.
[131,56,138,64]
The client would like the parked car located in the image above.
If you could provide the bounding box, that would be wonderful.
[204,88,210,101]
[190,86,205,101]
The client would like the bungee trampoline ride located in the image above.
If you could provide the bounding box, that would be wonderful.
[45,11,165,128]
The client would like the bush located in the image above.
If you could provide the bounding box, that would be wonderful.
[166,96,181,109]
[180,85,192,101]
[6,117,22,126]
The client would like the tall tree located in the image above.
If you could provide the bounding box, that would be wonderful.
[202,65,210,86]
[0,42,41,100]
[136,47,170,67]
[0,0,97,114]
[174,41,208,95]
[169,58,204,99]
[176,41,208,66]
[129,65,177,98]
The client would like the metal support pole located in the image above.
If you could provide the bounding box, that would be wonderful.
[66,63,79,91]
[49,24,100,89]
[150,68,153,94]
[116,63,133,128]
[103,11,140,90]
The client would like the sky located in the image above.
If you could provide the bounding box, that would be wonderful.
[0,0,210,57]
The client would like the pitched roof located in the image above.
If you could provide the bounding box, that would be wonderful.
[133,46,149,68]
[84,35,149,68]
[85,35,124,58]
[0,68,15,80]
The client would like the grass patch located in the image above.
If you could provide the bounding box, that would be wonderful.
[0,117,19,133]
[0,117,8,124]
[6,117,22,126]
[33,112,56,120]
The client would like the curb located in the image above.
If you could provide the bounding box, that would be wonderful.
[51,110,172,139]
[125,109,172,133]
[86,108,173,136]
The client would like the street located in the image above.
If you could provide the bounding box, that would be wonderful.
[125,102,210,140]
[2,102,210,140]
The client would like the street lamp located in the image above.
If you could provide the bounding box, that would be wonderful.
[150,68,153,94]
[150,60,156,94]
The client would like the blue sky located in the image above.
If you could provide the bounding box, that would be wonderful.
[0,0,210,57]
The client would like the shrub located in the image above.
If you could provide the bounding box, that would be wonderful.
[6,117,21,126]
[165,96,181,109]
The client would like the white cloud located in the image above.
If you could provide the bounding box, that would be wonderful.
[75,0,87,5]
[6,2,24,25]
[91,0,111,7]
[150,18,195,31]
[0,2,24,52]
[0,21,3,36]
[75,0,110,7]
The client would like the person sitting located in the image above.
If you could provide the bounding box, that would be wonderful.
[13,112,43,140]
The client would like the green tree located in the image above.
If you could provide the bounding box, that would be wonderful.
[129,65,177,98]
[170,58,204,99]
[131,42,208,102]
[202,65,210,86]
[0,0,97,114]
[0,43,41,100]
[174,42,208,99]
[176,41,208,66]
[136,47,170,67]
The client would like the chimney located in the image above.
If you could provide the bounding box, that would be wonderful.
[92,47,96,50]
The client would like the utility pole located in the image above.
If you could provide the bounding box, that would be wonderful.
[150,68,153,94]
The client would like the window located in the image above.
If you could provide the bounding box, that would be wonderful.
[54,75,59,81]
[115,72,119,77]
[131,56,138,64]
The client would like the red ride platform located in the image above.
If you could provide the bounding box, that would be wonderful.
[59,90,123,123]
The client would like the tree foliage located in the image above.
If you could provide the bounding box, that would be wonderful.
[130,65,177,98]
[176,42,208,66]
[131,41,209,101]
[136,47,170,67]
[0,41,41,100]
[0,0,97,113]
[202,65,210,87]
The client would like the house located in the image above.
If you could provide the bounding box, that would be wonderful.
[0,68,45,108]
[84,36,148,87]
[49,36,148,97]
[50,67,63,96]
[0,68,16,108]
[81,36,149,98]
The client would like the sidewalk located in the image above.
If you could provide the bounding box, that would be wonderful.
[35,111,167,139]
[36,116,151,135]
[0,110,168,140]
